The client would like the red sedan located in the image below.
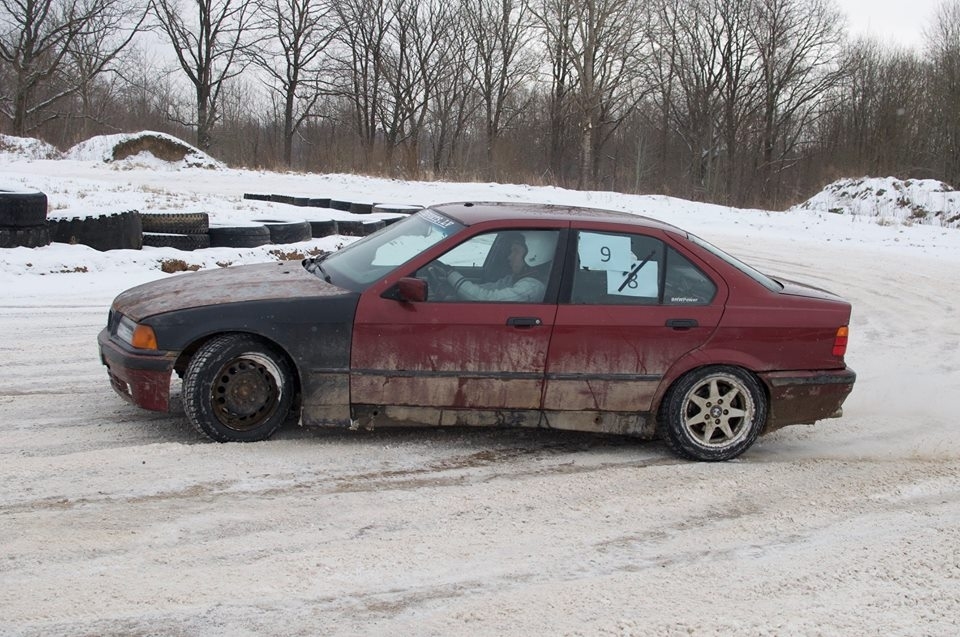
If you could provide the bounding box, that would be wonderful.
[99,202,855,461]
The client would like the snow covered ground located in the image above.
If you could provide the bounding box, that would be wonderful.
[1,141,959,635]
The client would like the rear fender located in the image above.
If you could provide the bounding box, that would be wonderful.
[650,348,770,417]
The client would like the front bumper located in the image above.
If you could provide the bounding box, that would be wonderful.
[98,328,177,411]
[760,367,856,432]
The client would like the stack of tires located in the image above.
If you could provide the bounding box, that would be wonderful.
[48,211,143,251]
[251,219,312,243]
[141,213,210,251]
[208,221,272,248]
[0,189,51,248]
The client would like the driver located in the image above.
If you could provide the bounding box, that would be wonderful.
[429,233,547,303]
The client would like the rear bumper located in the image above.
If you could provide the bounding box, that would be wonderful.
[98,328,176,411]
[760,367,856,432]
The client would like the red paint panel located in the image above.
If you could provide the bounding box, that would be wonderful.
[544,304,722,412]
[352,296,556,410]
[106,366,171,411]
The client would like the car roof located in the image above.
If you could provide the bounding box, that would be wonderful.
[430,201,683,234]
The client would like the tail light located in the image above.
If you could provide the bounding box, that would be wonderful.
[832,326,849,357]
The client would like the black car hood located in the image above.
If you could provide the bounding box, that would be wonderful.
[114,261,349,321]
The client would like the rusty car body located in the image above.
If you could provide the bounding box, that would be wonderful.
[98,202,855,461]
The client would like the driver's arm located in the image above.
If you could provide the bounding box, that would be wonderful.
[446,271,545,303]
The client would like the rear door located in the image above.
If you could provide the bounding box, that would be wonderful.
[543,226,727,416]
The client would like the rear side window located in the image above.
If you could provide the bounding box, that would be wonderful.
[571,231,715,305]
[664,246,717,305]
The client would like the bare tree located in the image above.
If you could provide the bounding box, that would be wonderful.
[927,0,960,184]
[151,0,258,150]
[329,0,391,162]
[68,3,148,139]
[464,0,536,177]
[251,0,335,167]
[654,0,726,196]
[427,27,478,174]
[536,0,576,182]
[0,0,145,134]
[373,0,456,174]
[748,0,845,203]
[534,0,653,189]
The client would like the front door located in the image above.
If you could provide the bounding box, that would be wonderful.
[350,227,564,426]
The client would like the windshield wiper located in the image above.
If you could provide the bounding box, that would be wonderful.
[303,255,332,283]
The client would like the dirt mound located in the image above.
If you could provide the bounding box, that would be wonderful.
[66,131,224,169]
[112,134,195,162]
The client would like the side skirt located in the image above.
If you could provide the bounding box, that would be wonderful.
[344,405,657,438]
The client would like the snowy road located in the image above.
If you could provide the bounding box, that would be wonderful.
[2,239,959,636]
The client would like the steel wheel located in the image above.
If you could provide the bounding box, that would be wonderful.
[210,353,283,431]
[183,334,295,442]
[660,366,767,461]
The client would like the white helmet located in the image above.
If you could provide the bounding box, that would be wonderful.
[519,231,558,266]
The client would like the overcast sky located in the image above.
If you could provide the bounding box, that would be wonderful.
[838,0,942,48]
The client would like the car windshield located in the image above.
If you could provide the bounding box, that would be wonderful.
[315,209,464,289]
[686,232,782,292]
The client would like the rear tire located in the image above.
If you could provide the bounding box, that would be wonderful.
[659,366,767,461]
[183,335,295,442]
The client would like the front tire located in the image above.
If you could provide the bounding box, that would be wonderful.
[660,366,767,461]
[183,335,295,442]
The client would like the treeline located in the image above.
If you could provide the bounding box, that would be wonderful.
[2,0,959,209]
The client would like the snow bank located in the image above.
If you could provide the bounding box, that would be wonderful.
[794,176,960,229]
[0,134,60,160]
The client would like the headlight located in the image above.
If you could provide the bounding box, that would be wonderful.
[116,315,158,350]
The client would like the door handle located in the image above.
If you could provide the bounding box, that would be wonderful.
[665,318,698,329]
[506,317,543,327]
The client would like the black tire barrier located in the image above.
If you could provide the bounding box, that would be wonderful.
[308,219,339,237]
[307,198,330,208]
[330,199,352,211]
[47,211,143,251]
[141,212,209,234]
[0,224,51,248]
[270,194,295,205]
[372,203,423,215]
[208,224,271,248]
[292,197,312,207]
[142,232,211,251]
[251,219,312,244]
[338,219,385,236]
[0,189,48,227]
[382,216,403,226]
[349,201,374,214]
[243,193,272,201]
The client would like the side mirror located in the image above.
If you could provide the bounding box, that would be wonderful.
[397,277,428,302]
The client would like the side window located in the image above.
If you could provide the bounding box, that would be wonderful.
[664,246,716,305]
[438,232,497,269]
[572,231,663,305]
[416,230,559,303]
[571,231,715,305]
